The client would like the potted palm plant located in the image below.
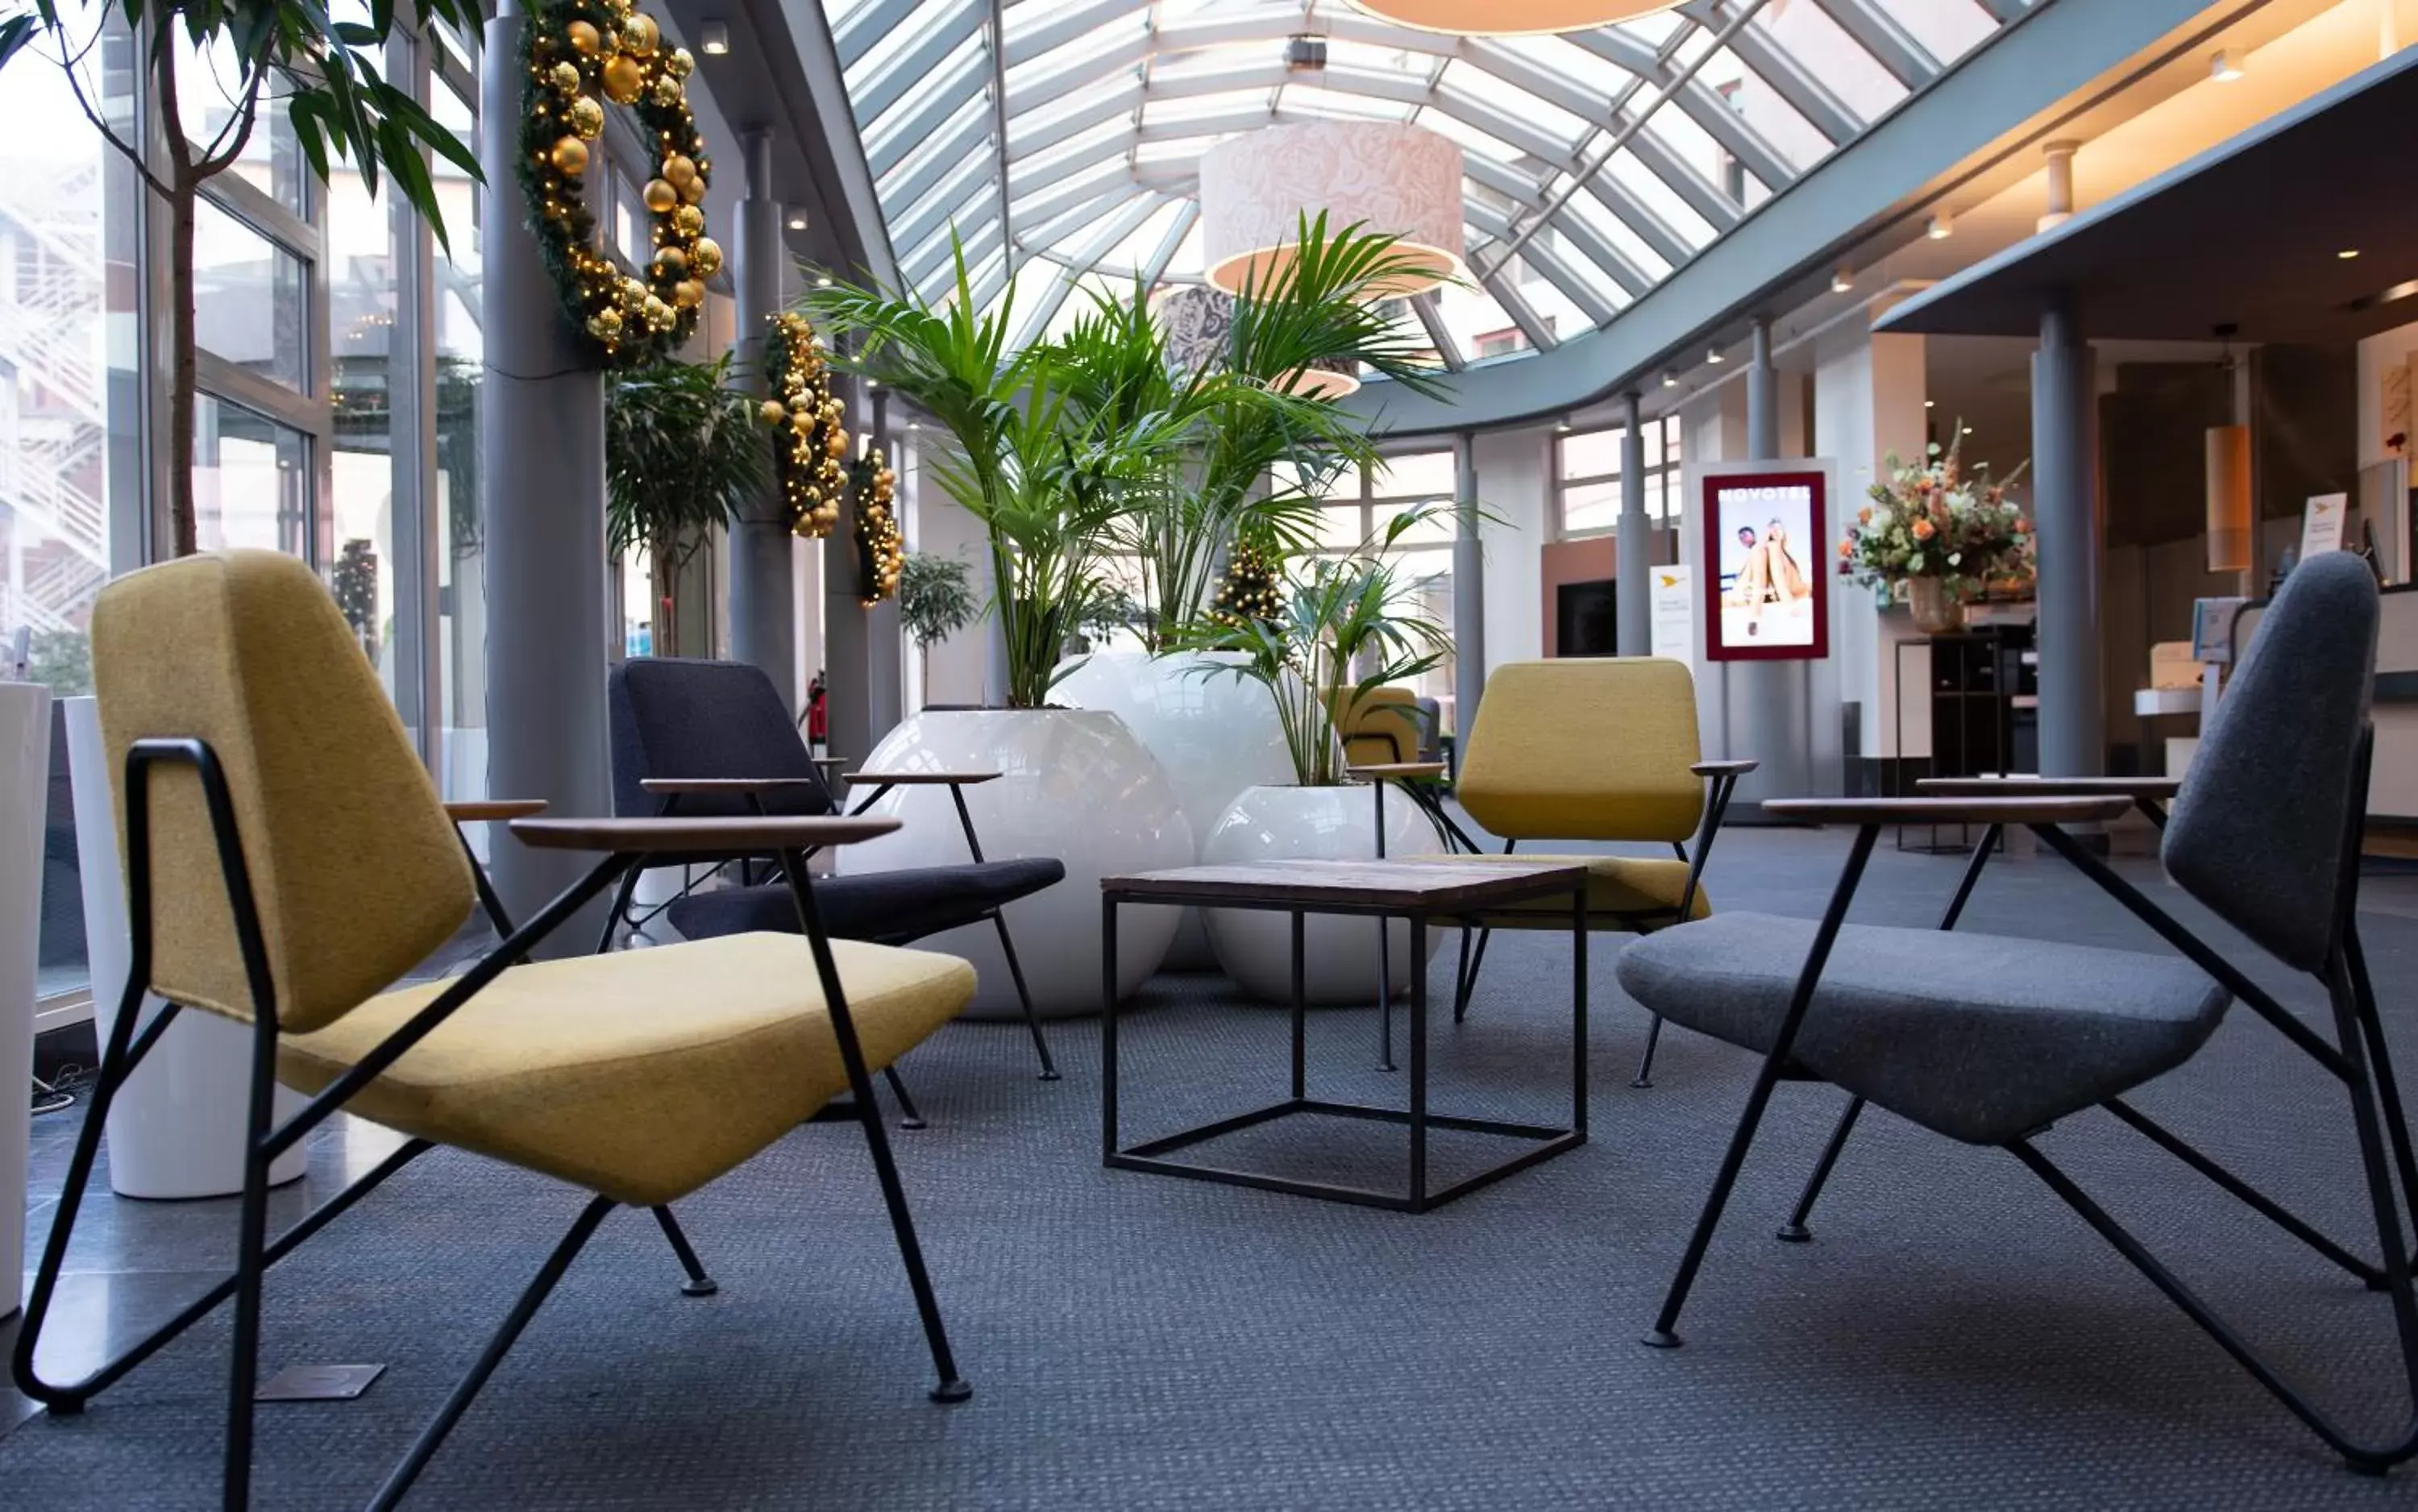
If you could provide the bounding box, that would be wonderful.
[898,550,978,708]
[605,352,763,656]
[1182,510,1454,1003]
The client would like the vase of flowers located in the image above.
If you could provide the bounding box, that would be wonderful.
[1841,430,2031,633]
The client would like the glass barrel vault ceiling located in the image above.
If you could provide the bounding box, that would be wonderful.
[819,0,2025,370]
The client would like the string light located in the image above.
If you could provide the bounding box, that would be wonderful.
[762,311,848,538]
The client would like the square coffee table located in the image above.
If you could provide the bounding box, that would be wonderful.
[1099,858,1591,1213]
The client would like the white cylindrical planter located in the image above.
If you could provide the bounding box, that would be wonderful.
[1055,650,1295,968]
[64,698,306,1199]
[840,708,1192,1017]
[1202,783,1448,1004]
[0,682,49,1317]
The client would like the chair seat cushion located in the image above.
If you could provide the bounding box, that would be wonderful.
[277,933,974,1207]
[666,858,1066,945]
[1415,853,1711,930]
[1616,913,2229,1145]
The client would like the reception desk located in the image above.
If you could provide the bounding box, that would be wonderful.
[2234,579,2418,840]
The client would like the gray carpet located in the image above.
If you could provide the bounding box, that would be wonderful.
[6,827,2418,1509]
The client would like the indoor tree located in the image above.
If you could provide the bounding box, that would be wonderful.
[604,351,762,656]
[0,0,481,556]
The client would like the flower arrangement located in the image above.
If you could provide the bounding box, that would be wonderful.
[1840,429,2033,604]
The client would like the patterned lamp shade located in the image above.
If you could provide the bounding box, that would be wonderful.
[1153,285,1363,401]
[1344,0,1681,32]
[1200,122,1464,300]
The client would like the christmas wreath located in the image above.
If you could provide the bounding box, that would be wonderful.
[761,311,849,538]
[517,0,717,367]
[853,448,902,605]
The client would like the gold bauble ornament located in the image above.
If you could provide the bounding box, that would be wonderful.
[587,309,623,341]
[620,14,659,55]
[568,97,605,139]
[642,178,678,214]
[690,238,722,277]
[653,246,688,278]
[565,19,603,55]
[663,154,697,189]
[679,175,707,206]
[671,204,704,237]
[600,55,645,104]
[549,136,590,176]
[642,294,672,326]
[666,47,694,79]
[649,74,683,107]
[672,279,705,309]
[825,428,850,460]
[549,60,583,95]
[621,276,650,309]
[760,400,786,425]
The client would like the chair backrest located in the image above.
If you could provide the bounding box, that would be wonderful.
[1333,685,1423,766]
[90,550,475,1032]
[2163,551,2378,974]
[609,658,833,819]
[1456,658,1704,843]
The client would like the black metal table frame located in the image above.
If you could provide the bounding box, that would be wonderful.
[1099,876,1589,1213]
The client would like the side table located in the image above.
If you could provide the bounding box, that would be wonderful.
[1099,858,1590,1213]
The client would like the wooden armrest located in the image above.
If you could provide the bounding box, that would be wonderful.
[445,799,549,823]
[640,777,827,795]
[1692,760,1761,777]
[1348,762,1449,780]
[1916,776,2182,800]
[509,816,900,854]
[844,770,1002,786]
[1764,796,2132,826]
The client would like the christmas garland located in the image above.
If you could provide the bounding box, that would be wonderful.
[517,0,717,367]
[854,449,902,606]
[1211,530,1285,626]
[761,311,849,538]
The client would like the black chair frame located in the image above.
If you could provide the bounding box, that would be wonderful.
[1643,737,2418,1476]
[14,739,971,1511]
[1369,762,1748,1088]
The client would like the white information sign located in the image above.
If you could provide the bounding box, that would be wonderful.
[1649,565,1695,663]
[2301,492,2349,559]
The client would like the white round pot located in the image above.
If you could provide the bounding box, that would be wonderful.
[65,696,306,1199]
[839,708,1192,1018]
[1202,783,1447,1005]
[1055,649,1295,968]
[0,682,47,1315]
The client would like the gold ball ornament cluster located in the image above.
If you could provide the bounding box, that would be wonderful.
[761,312,849,538]
[518,0,713,366]
[854,450,903,607]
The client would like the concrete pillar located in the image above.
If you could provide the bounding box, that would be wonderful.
[823,365,874,758]
[863,388,904,743]
[1617,391,1650,657]
[480,0,611,950]
[1732,316,1814,810]
[2030,295,2105,776]
[1450,432,1485,744]
[729,131,795,713]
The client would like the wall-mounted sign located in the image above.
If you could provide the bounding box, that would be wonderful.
[1649,565,1694,663]
[2301,492,2348,559]
[1701,469,1830,661]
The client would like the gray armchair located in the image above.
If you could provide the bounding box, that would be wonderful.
[1616,552,2418,1473]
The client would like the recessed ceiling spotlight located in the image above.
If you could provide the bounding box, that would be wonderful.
[1961,426,1974,435]
[816,273,833,287]
[1705,346,1725,365]
[1660,370,1679,388]
[1554,417,1572,433]
[2338,248,2361,260]
[1924,399,1936,409]
[1830,266,1853,294]
[787,212,809,231]
[700,20,730,55]
[1926,213,1953,241]
[2210,48,2241,81]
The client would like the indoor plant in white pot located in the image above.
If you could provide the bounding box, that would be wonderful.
[1184,509,1455,1003]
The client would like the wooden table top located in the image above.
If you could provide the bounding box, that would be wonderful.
[1103,858,1591,911]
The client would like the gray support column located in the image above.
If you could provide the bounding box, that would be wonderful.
[863,389,904,742]
[824,366,873,759]
[2030,295,2105,777]
[1617,391,1650,657]
[480,0,610,950]
[1450,432,1485,750]
[729,131,795,714]
[1731,316,1813,810]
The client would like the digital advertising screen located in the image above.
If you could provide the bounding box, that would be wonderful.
[1701,469,1829,662]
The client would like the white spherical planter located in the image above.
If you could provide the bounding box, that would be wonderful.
[1055,650,1294,969]
[840,709,1192,1018]
[0,683,47,1315]
[1202,783,1447,1005]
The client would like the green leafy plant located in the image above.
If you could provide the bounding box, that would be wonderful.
[606,351,763,656]
[1182,505,1454,787]
[0,0,482,558]
[899,551,978,649]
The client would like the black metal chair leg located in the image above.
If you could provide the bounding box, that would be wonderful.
[222,1011,281,1512]
[592,866,642,955]
[651,1207,719,1297]
[1777,1095,1866,1242]
[886,1065,928,1131]
[1631,1015,1667,1090]
[989,910,1059,1081]
[367,1197,616,1510]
